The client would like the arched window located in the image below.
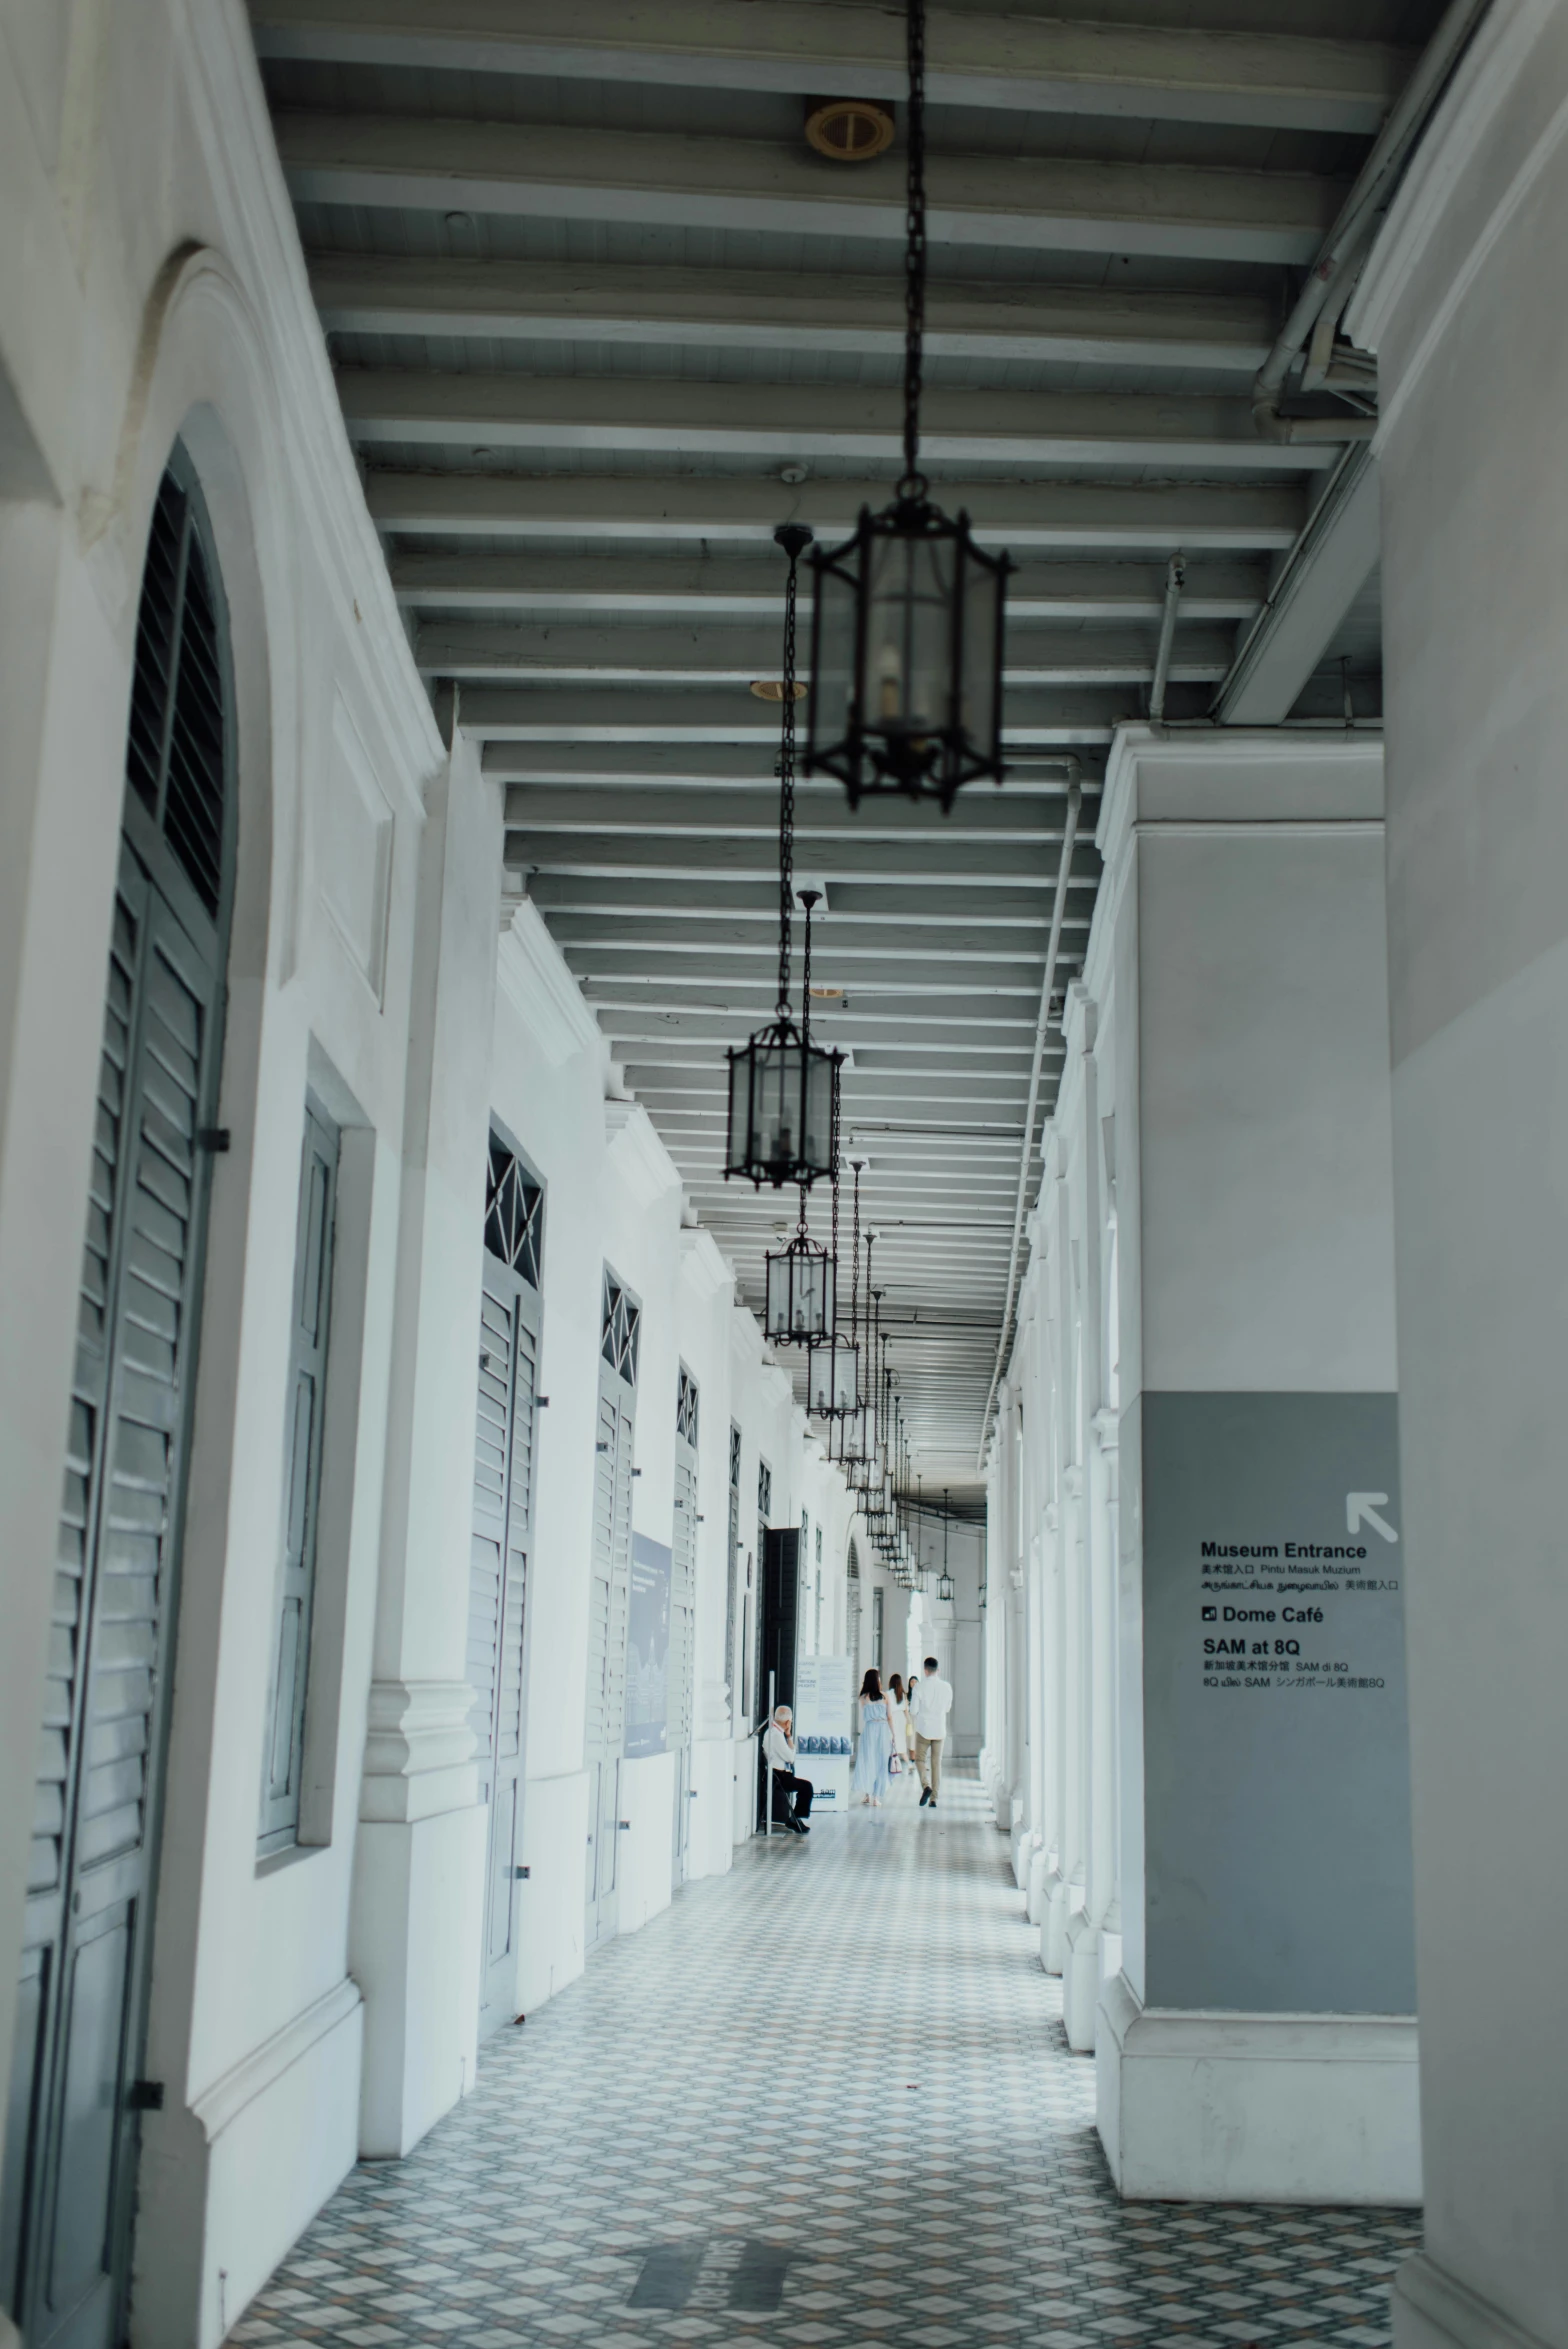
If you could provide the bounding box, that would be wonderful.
[9,445,235,2349]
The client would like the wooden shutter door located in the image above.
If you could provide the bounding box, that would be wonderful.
[258,1109,338,1853]
[468,1259,539,2036]
[585,1359,634,1947]
[670,1379,698,1876]
[4,859,222,2349]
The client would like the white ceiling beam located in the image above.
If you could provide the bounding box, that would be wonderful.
[251,1,1411,134]
[337,368,1327,475]
[420,620,1236,685]
[276,112,1345,267]
[308,252,1274,372]
[505,832,1101,882]
[367,471,1306,548]
[524,872,1095,920]
[395,549,1265,623]
[546,918,1087,956]
[472,684,1120,743]
[561,944,1067,982]
[504,783,1080,841]
[1213,448,1381,726]
[485,746,1096,789]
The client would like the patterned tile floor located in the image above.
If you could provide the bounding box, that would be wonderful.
[234,1766,1421,2348]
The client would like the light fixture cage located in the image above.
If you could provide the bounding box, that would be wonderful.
[725,1017,840,1190]
[809,1332,859,1416]
[807,497,1009,811]
[938,1569,954,1603]
[841,1403,873,1460]
[764,1228,836,1344]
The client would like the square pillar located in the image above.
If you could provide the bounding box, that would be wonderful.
[348,709,498,2157]
[1093,728,1418,2204]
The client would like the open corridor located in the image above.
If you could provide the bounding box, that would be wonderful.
[235,1773,1419,2349]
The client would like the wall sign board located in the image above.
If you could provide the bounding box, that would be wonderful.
[1141,1391,1415,2015]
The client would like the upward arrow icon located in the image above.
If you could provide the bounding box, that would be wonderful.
[1346,1492,1399,1544]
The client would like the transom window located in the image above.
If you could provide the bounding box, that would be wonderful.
[758,1460,772,1518]
[676,1365,699,1446]
[601,1273,640,1384]
[485,1134,543,1287]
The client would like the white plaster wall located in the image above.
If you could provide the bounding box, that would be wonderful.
[1348,7,1568,2338]
[0,0,455,2335]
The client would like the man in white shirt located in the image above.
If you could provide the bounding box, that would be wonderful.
[762,1705,813,1834]
[909,1656,953,1808]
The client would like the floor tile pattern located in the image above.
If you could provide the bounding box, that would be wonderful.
[234,1768,1421,2348]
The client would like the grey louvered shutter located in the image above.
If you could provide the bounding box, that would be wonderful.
[259,1106,339,1852]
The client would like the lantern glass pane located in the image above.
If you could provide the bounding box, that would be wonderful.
[793,1251,832,1339]
[864,523,956,752]
[811,547,859,760]
[764,1250,789,1334]
[801,1046,836,1175]
[726,1047,751,1171]
[753,1034,800,1179]
[961,540,1002,761]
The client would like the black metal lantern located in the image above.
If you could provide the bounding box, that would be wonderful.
[765,1203,835,1345]
[809,1159,861,1414]
[726,529,843,1186]
[804,0,1010,812]
[937,1489,955,1603]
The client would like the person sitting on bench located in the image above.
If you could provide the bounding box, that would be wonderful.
[763,1705,814,1834]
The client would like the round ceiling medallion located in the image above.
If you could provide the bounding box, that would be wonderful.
[804,97,896,162]
[749,680,809,702]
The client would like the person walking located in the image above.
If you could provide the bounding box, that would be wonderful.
[850,1668,896,1807]
[886,1672,911,1779]
[910,1654,953,1808]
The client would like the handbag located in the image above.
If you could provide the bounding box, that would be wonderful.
[888,1753,903,1776]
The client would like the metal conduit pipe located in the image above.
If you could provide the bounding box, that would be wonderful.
[1149,553,1185,722]
[977,762,1082,1470]
[1252,0,1491,444]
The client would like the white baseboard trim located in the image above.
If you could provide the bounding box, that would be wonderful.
[1097,1971,1421,2204]
[1394,2254,1555,2349]
[191,1977,362,2142]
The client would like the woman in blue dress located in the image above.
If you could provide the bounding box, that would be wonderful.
[851,1668,896,1807]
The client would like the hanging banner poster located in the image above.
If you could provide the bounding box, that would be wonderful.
[792,1654,855,1808]
[625,1533,672,1758]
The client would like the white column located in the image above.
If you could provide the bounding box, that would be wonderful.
[349,709,498,2157]
[1349,24,1568,2341]
[1092,726,1416,2204]
[1065,993,1113,2050]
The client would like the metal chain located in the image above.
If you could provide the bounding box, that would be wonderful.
[901,0,927,495]
[777,545,800,1014]
[850,1163,861,1348]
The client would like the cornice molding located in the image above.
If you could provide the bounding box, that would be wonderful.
[186,9,441,774]
[731,1302,769,1366]
[360,1680,477,1825]
[678,1223,734,1302]
[605,1097,682,1206]
[496,901,603,1070]
[1346,0,1558,373]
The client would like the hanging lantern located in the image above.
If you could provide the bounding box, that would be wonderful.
[809,1159,861,1413]
[765,1220,835,1344]
[809,1337,858,1414]
[937,1487,954,1602]
[805,0,1010,813]
[726,528,843,1187]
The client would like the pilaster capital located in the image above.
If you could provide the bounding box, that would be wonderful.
[360,1680,478,1824]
